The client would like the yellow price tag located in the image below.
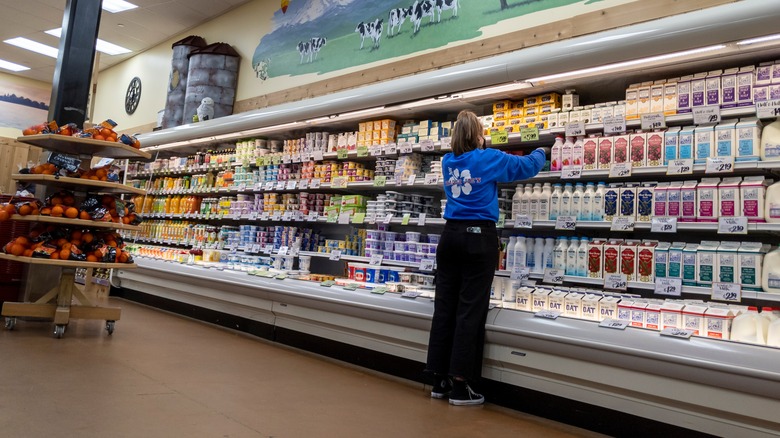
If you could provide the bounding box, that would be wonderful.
[492,130,509,145]
[520,127,539,142]
[337,149,348,159]
[357,146,369,157]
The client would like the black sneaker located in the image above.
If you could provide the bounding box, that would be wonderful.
[430,376,452,399]
[448,380,484,406]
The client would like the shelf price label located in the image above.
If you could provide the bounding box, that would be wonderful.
[277,246,289,256]
[561,165,583,179]
[610,217,635,232]
[272,211,282,221]
[666,158,694,175]
[756,99,780,119]
[307,211,319,222]
[401,291,422,299]
[326,212,338,223]
[609,162,632,178]
[555,216,577,231]
[705,156,734,174]
[417,213,427,226]
[565,122,585,137]
[386,143,397,155]
[383,213,394,224]
[513,214,533,229]
[496,212,506,229]
[424,173,439,185]
[264,181,275,191]
[599,318,629,330]
[298,179,309,190]
[420,139,435,152]
[357,145,369,157]
[712,282,742,302]
[654,277,682,296]
[352,213,365,224]
[369,254,384,266]
[260,212,270,221]
[534,310,561,320]
[491,130,509,145]
[370,145,383,156]
[282,154,291,164]
[312,150,324,161]
[286,180,297,190]
[282,211,293,221]
[520,127,539,142]
[510,267,530,281]
[331,176,348,189]
[401,213,411,225]
[310,178,321,189]
[338,212,351,224]
[329,249,342,261]
[399,142,413,154]
[661,327,694,339]
[343,283,359,291]
[407,175,417,186]
[371,286,387,294]
[337,149,349,159]
[440,137,452,150]
[693,105,721,125]
[718,216,748,234]
[320,280,335,287]
[543,268,564,285]
[373,176,387,187]
[640,112,667,131]
[651,217,678,233]
[276,181,286,191]
[603,115,627,134]
[604,273,628,291]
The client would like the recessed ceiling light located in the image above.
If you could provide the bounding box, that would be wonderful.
[0,58,29,71]
[46,28,131,55]
[102,0,138,13]
[3,37,58,58]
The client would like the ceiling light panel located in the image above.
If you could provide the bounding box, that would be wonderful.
[102,0,138,13]
[3,37,58,58]
[46,28,131,55]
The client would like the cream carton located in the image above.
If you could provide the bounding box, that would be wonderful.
[515,286,533,311]
[668,242,687,280]
[696,178,720,222]
[637,241,657,283]
[637,183,655,222]
[721,68,739,108]
[629,131,647,168]
[581,294,602,321]
[598,136,614,169]
[677,75,692,113]
[682,303,708,336]
[664,127,681,164]
[588,239,606,279]
[629,301,648,328]
[654,182,669,217]
[603,296,623,322]
[637,82,652,115]
[619,183,638,218]
[651,81,665,114]
[756,62,773,86]
[715,120,736,159]
[738,242,768,291]
[547,291,567,314]
[754,85,769,103]
[741,176,771,222]
[680,180,698,222]
[691,73,708,108]
[678,126,695,160]
[647,130,664,166]
[613,134,629,164]
[694,125,715,164]
[620,241,638,282]
[717,241,741,284]
[625,86,639,119]
[661,301,685,330]
[667,182,683,218]
[718,177,742,217]
[664,80,678,115]
[705,307,734,340]
[564,292,584,318]
[645,301,662,330]
[682,243,699,285]
[739,65,756,106]
[705,70,722,107]
[773,62,780,84]
[603,239,623,277]
[697,240,720,287]
[654,242,671,279]
[735,118,762,162]
[531,288,551,313]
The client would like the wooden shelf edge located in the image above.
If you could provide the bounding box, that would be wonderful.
[0,253,137,269]
[16,134,151,160]
[9,214,142,231]
[12,174,147,195]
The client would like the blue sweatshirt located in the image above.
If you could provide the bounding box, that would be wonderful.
[442,147,546,221]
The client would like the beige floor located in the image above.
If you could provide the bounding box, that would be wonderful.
[0,297,608,438]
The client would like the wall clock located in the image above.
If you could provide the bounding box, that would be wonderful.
[125,76,142,115]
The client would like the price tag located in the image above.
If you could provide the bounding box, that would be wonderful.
[254,182,264,191]
[603,115,627,134]
[407,174,416,186]
[343,283,359,291]
[555,216,576,231]
[565,122,584,137]
[276,181,286,191]
[310,178,321,189]
[370,145,383,156]
[371,286,387,294]
[491,130,509,145]
[367,213,376,224]
[440,137,452,150]
[282,211,293,221]
[712,282,742,302]
[610,217,635,232]
[338,212,351,224]
[369,254,384,266]
[329,249,342,261]
[424,173,439,185]
[238,183,247,192]
[534,310,561,320]
[417,213,427,226]
[599,318,629,330]
[561,165,583,179]
[419,258,435,272]
[609,162,632,178]
[264,181,275,191]
[718,216,748,234]
[654,277,682,296]
[260,212,270,221]
[373,176,387,187]
[282,155,291,164]
[520,127,539,142]
[263,244,273,253]
[399,142,413,154]
[543,268,564,284]
[705,156,734,174]
[513,215,533,229]
[272,211,282,221]
[307,211,319,222]
[251,244,262,253]
[357,145,369,157]
[497,212,506,229]
[383,213,394,224]
[48,152,82,173]
[277,246,289,256]
[312,150,324,161]
[693,105,721,124]
[651,217,678,233]
[320,280,335,287]
[401,291,422,299]
[401,213,411,225]
[332,177,348,189]
[756,99,780,119]
[604,273,628,291]
[640,112,667,131]
[286,180,297,190]
[386,143,397,155]
[510,267,530,281]
[337,149,349,159]
[661,327,694,339]
[299,179,309,190]
[420,139,435,152]
[666,158,694,175]
[352,213,365,224]
[275,274,288,280]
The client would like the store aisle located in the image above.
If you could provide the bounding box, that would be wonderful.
[0,298,606,438]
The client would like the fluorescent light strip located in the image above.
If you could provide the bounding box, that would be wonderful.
[737,34,780,45]
[102,0,138,13]
[338,106,386,119]
[0,58,29,71]
[46,29,131,55]
[459,82,532,99]
[4,37,58,58]
[526,44,727,83]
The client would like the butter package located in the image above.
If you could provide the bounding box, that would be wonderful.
[647,131,664,166]
[531,288,551,313]
[581,294,602,321]
[735,118,762,161]
[493,110,510,120]
[678,126,695,160]
[601,296,621,321]
[629,131,647,167]
[509,107,524,119]
[645,301,662,330]
[738,66,755,106]
[677,75,693,113]
[715,120,736,158]
[691,73,707,108]
[664,80,678,115]
[661,301,685,330]
[706,70,722,107]
[651,81,665,114]
[539,92,562,107]
[664,127,681,164]
[637,182,655,221]
[579,108,592,124]
[493,100,512,112]
[738,242,768,291]
[721,68,739,108]
[638,241,657,283]
[696,240,720,286]
[717,241,741,284]
[654,242,671,279]
[682,303,708,336]
[524,106,540,118]
[557,110,570,127]
[682,243,699,285]
[547,291,567,314]
[590,105,604,124]
[696,177,720,222]
[630,301,648,328]
[564,292,584,318]
[694,125,715,164]
[562,91,579,111]
[547,111,560,129]
[704,307,734,340]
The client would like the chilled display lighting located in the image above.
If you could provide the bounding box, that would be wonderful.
[458,82,533,99]
[46,29,131,55]
[3,37,58,58]
[337,106,386,119]
[737,34,780,45]
[525,44,727,84]
[102,0,138,13]
[0,59,29,72]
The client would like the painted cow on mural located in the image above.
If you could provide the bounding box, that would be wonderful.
[297,40,311,64]
[388,6,412,37]
[309,37,327,61]
[410,0,435,34]
[435,0,459,22]
[355,19,383,50]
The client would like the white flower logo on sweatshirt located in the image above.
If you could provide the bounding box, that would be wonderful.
[448,168,473,198]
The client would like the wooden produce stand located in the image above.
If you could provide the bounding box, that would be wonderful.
[1,135,147,338]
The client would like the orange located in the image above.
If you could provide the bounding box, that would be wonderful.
[64,207,79,219]
[50,252,60,259]
[9,243,24,256]
[50,196,63,205]
[107,240,118,248]
[79,211,91,220]
[17,204,32,216]
[118,252,129,263]
[93,134,105,141]
[40,207,52,216]
[50,205,64,217]
[86,254,98,262]
[2,203,15,214]
[96,169,107,179]
[15,236,30,246]
[70,230,82,240]
[61,242,72,251]
[59,249,70,260]
[56,238,68,247]
[63,195,75,206]
[22,249,33,257]
[122,216,130,224]
[0,210,9,222]
[82,233,94,244]
[31,165,43,174]
[89,176,100,181]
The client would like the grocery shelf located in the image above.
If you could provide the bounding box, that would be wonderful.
[297,250,429,269]
[13,174,147,195]
[502,219,780,232]
[0,253,137,269]
[10,214,142,231]
[17,134,151,160]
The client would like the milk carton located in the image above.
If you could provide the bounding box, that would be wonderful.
[705,70,722,107]
[645,301,663,330]
[717,241,741,284]
[629,131,647,168]
[667,182,683,218]
[772,62,780,84]
[696,178,720,222]
[718,177,742,218]
[647,131,664,166]
[598,136,614,169]
[620,241,638,282]
[613,134,629,164]
[604,183,620,221]
[603,296,623,322]
[664,78,678,115]
[705,307,734,340]
[564,292,584,318]
[547,291,567,314]
[603,239,623,277]
[630,301,648,328]
[756,63,772,86]
[738,242,768,291]
[637,183,655,222]
[678,126,695,160]
[664,127,681,165]
[581,294,602,321]
[754,85,769,104]
[583,135,599,170]
[588,239,606,279]
[715,120,736,159]
[682,303,708,336]
[735,118,762,162]
[661,301,685,330]
[720,68,739,108]
[677,75,692,113]
[655,242,671,279]
[654,182,669,217]
[637,241,657,283]
[741,176,771,222]
[515,286,533,311]
[651,81,665,114]
[680,180,698,222]
[531,287,551,313]
[691,73,707,108]
[682,243,699,286]
[694,125,715,164]
[668,242,687,280]
[619,183,638,218]
[697,240,720,287]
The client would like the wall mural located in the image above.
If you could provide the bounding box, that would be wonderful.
[0,76,49,130]
[252,0,607,82]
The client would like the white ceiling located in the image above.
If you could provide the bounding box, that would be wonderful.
[0,0,253,83]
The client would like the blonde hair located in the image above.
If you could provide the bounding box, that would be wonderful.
[451,110,483,156]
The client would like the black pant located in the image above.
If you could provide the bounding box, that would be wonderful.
[425,220,499,381]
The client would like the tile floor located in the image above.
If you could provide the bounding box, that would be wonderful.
[0,298,608,438]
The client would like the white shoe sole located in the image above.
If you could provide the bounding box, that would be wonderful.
[449,397,484,406]
[430,391,449,399]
